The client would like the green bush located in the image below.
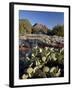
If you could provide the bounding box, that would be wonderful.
[47,25,64,37]
[19,19,32,35]
[52,25,64,37]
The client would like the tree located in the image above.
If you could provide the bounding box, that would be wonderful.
[52,25,64,37]
[19,19,32,35]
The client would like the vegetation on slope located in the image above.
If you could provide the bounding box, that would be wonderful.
[19,19,32,35]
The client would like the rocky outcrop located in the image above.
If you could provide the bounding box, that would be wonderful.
[32,23,48,34]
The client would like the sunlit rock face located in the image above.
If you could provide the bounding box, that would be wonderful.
[32,23,48,34]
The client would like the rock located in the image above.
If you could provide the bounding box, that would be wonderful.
[19,34,64,48]
[32,23,48,34]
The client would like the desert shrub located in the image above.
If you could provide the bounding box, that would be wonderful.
[19,19,32,35]
[52,25,64,37]
[47,25,64,37]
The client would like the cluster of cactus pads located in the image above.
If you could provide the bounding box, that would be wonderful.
[20,46,64,79]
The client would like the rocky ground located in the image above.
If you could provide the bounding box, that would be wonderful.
[19,34,64,48]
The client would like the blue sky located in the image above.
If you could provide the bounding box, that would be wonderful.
[19,10,64,29]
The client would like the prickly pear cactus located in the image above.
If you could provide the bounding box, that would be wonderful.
[20,46,64,79]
